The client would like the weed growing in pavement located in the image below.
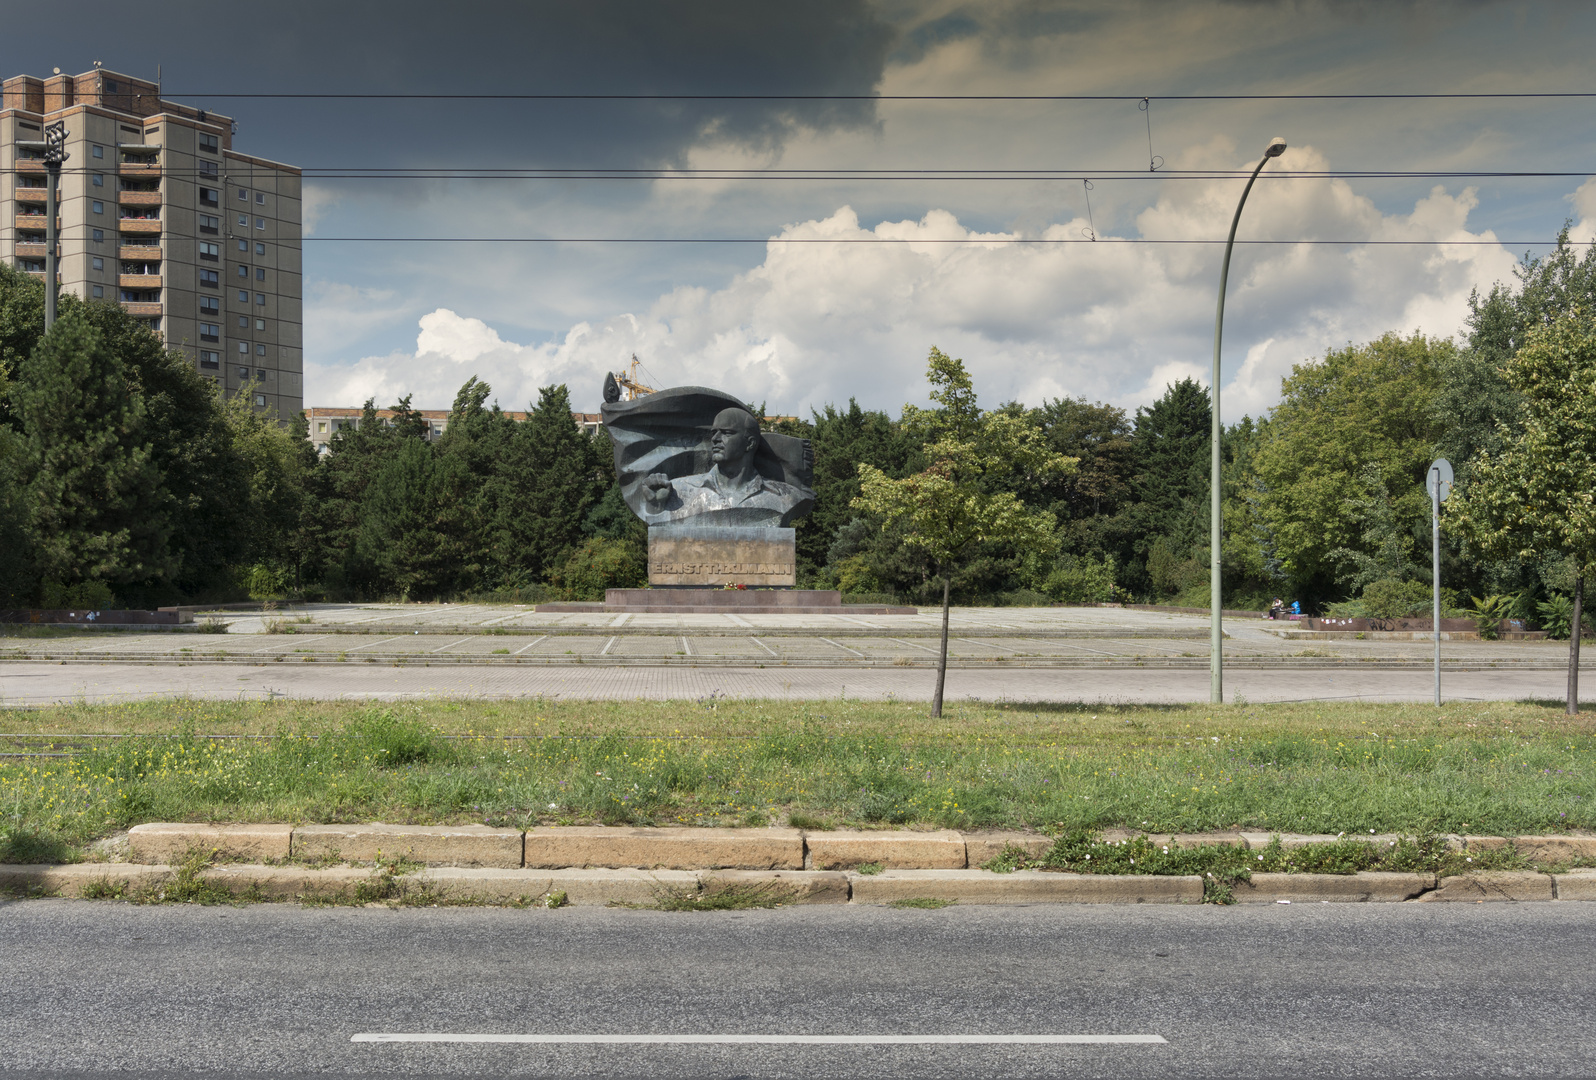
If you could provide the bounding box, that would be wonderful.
[855,862,884,876]
[788,813,830,831]
[889,897,954,909]
[77,877,128,900]
[196,618,229,634]
[544,890,568,909]
[981,845,1034,874]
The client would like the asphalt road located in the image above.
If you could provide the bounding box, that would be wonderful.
[3,900,1594,1079]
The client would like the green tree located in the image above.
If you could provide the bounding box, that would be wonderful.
[1448,310,1596,714]
[16,310,173,599]
[359,437,463,599]
[854,348,1075,716]
[1252,332,1451,606]
[789,399,916,581]
[221,383,317,592]
[313,398,405,597]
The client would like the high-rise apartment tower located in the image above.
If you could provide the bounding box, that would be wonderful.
[1,67,302,416]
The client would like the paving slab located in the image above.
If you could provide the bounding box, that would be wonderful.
[128,823,293,864]
[0,862,173,898]
[1420,871,1555,902]
[804,829,967,870]
[522,826,803,870]
[1233,871,1434,903]
[962,830,1055,866]
[289,823,523,867]
[849,869,1202,905]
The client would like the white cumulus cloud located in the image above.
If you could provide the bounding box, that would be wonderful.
[307,144,1527,422]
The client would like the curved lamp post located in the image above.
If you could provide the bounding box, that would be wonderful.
[1211,136,1286,704]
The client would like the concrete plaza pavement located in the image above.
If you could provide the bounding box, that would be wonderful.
[2,602,1584,704]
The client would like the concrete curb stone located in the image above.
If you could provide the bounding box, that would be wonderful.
[290,823,522,867]
[804,829,966,870]
[523,826,803,870]
[128,823,292,864]
[849,869,1202,905]
[1233,871,1434,903]
[962,831,1054,866]
[1464,835,1596,861]
[1553,871,1596,900]
[0,862,173,897]
[201,864,372,899]
[701,870,851,904]
[1419,871,1554,902]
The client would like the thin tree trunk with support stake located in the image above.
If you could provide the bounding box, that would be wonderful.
[932,574,951,718]
[1569,563,1583,715]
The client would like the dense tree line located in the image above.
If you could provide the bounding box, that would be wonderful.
[3,233,1595,616]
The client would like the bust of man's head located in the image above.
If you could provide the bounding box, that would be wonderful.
[709,408,760,468]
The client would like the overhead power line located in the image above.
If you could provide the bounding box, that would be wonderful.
[165,91,1596,102]
[294,236,1567,246]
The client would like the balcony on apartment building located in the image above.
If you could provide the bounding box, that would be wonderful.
[15,242,44,258]
[14,187,45,204]
[117,148,160,177]
[119,242,160,261]
[121,302,162,317]
[117,190,161,208]
[119,273,160,289]
[117,207,160,236]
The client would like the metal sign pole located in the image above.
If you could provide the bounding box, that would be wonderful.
[1428,458,1452,707]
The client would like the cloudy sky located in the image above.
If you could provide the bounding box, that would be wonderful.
[10,1,1596,420]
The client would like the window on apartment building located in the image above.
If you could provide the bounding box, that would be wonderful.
[254,217,265,230]
[255,242,265,255]
[256,368,266,379]
[238,214,248,227]
[120,289,160,302]
[200,133,219,154]
[92,201,103,214]
[256,293,266,306]
[199,241,219,261]
[92,145,103,158]
[237,289,249,301]
[200,187,219,207]
[199,350,220,369]
[238,342,251,354]
[255,318,265,330]
[200,323,220,342]
[92,229,104,242]
[92,257,104,271]
[318,422,327,433]
[238,315,249,328]
[237,265,248,278]
[93,173,103,187]
[198,160,218,178]
[237,366,250,379]
[237,238,248,251]
[200,214,219,234]
[237,188,248,201]
[200,269,219,288]
[256,267,266,281]
[254,394,266,407]
[19,260,44,272]
[256,345,266,357]
[92,285,104,299]
[255,193,266,205]
[199,296,219,315]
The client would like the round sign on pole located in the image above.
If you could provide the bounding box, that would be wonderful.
[1427,458,1453,502]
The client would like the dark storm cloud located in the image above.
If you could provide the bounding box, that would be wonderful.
[10,0,897,167]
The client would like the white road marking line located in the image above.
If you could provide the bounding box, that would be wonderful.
[680,636,693,657]
[600,636,617,655]
[432,637,473,653]
[345,636,403,652]
[958,637,1017,653]
[611,613,631,627]
[1017,637,1120,658]
[479,612,529,627]
[819,637,865,658]
[255,635,331,653]
[751,637,779,657]
[335,609,440,625]
[834,615,883,629]
[724,614,753,627]
[352,1033,1166,1045]
[512,636,548,655]
[888,638,940,654]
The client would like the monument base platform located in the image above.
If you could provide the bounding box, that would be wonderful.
[538,589,918,615]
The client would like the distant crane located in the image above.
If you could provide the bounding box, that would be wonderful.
[605,354,658,402]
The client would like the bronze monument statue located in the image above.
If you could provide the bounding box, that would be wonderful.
[600,383,815,586]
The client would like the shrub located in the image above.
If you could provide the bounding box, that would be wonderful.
[1468,594,1515,639]
[545,538,646,601]
[40,580,116,610]
[1360,578,1433,619]
[1043,554,1118,604]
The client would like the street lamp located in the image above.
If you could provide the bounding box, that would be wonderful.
[43,120,69,333]
[1210,136,1285,704]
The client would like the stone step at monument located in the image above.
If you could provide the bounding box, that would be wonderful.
[546,588,918,615]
